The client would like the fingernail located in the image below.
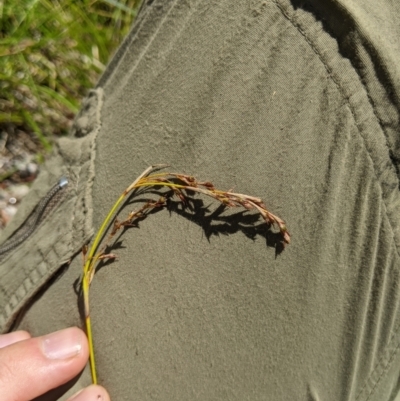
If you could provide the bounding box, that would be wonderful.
[42,328,83,360]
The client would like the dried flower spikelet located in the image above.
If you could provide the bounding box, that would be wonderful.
[177,174,196,186]
[241,201,254,211]
[200,181,215,190]
[283,230,291,245]
[111,219,121,235]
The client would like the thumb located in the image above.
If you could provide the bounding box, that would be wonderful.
[0,327,88,401]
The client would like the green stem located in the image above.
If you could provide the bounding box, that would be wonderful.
[82,166,165,384]
[86,315,97,384]
[83,192,124,385]
[85,192,125,273]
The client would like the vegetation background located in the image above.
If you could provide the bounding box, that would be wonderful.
[0,0,141,227]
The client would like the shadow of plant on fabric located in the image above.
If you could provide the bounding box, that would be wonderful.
[80,165,291,385]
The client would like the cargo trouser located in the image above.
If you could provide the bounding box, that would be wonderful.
[1,1,400,400]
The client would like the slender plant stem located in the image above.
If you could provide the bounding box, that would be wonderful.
[82,191,125,385]
[82,165,167,384]
[82,266,97,383]
[86,315,97,384]
[85,192,125,270]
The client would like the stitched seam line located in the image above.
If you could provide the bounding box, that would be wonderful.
[0,248,51,332]
[363,342,400,401]
[270,1,400,400]
[302,3,399,187]
[0,88,103,333]
[99,0,180,94]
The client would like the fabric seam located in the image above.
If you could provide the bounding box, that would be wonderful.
[97,0,180,93]
[0,88,103,333]
[270,1,400,400]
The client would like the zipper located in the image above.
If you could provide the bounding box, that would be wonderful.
[0,177,69,258]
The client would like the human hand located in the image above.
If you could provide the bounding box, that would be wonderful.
[0,327,110,401]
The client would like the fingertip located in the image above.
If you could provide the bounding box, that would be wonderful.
[0,327,89,401]
[67,385,110,401]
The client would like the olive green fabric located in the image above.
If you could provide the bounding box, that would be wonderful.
[0,90,102,332]
[1,0,400,400]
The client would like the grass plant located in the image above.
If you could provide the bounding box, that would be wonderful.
[82,165,291,384]
[0,0,141,152]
